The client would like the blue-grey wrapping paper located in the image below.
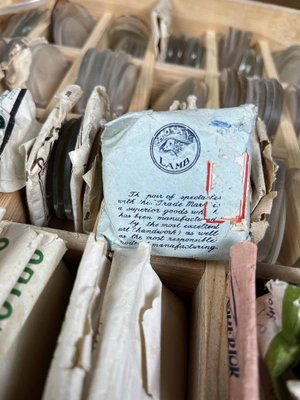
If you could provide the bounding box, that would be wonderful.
[96,105,257,259]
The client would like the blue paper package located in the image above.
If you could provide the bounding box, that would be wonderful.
[96,105,257,259]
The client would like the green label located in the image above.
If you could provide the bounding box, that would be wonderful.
[0,302,12,320]
[29,249,44,264]
[17,266,34,285]
[0,249,44,322]
[0,238,9,251]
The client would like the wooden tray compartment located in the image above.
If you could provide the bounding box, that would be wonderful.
[1,1,300,399]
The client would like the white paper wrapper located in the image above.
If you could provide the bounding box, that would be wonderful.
[82,154,102,233]
[43,234,110,400]
[0,261,72,400]
[44,239,186,400]
[0,222,43,307]
[25,85,82,226]
[169,95,198,111]
[69,86,110,232]
[0,228,67,359]
[0,88,40,192]
[250,119,278,244]
[97,105,257,259]
[256,280,287,359]
[151,0,172,61]
[87,242,162,400]
[287,380,300,400]
[0,38,44,88]
[251,124,266,212]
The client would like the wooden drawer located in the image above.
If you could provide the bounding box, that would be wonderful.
[1,1,300,399]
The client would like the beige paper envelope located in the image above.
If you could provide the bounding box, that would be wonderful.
[82,153,102,233]
[45,239,187,400]
[0,261,72,400]
[0,229,67,359]
[0,222,43,307]
[250,119,278,244]
[43,234,111,400]
[287,380,300,400]
[87,242,162,400]
[69,86,110,232]
[87,242,187,400]
[1,37,47,89]
[151,0,172,61]
[25,84,82,226]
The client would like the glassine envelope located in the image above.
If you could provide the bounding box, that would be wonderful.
[97,105,257,259]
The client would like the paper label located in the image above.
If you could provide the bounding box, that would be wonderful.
[97,105,257,259]
[226,242,259,400]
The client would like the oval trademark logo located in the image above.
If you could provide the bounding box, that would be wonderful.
[150,123,200,174]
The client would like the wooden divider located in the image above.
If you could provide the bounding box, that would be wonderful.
[189,261,229,400]
[27,18,50,39]
[205,30,220,108]
[44,12,113,115]
[151,256,205,298]
[164,28,229,400]
[129,38,156,112]
[1,2,300,398]
[55,45,82,60]
[151,62,205,103]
